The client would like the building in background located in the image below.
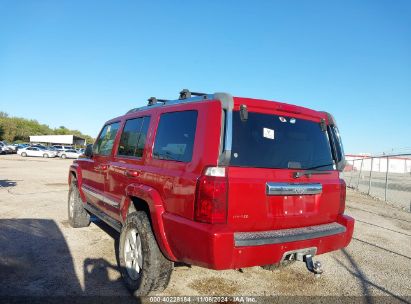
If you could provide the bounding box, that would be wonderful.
[345,154,411,174]
[29,135,86,146]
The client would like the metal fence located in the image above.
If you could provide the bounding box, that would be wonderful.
[344,154,411,210]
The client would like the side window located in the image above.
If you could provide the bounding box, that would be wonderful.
[93,122,120,156]
[153,111,198,162]
[117,116,150,158]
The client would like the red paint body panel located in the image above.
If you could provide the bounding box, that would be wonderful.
[163,213,354,270]
[69,94,354,270]
[227,167,343,231]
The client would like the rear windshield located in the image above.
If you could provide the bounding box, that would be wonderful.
[230,111,334,170]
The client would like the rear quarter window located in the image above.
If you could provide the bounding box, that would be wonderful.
[153,111,198,162]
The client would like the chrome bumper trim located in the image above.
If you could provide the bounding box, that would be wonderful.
[266,182,322,195]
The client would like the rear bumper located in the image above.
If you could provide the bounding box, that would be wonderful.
[163,214,354,270]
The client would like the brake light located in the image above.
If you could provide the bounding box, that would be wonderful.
[339,179,346,214]
[194,167,228,224]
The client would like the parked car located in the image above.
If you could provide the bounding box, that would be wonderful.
[52,145,73,152]
[15,144,29,152]
[76,148,85,154]
[18,147,57,158]
[0,141,15,154]
[0,145,9,155]
[67,90,354,297]
[58,149,82,159]
[31,144,48,150]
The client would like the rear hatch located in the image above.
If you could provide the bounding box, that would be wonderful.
[227,102,344,231]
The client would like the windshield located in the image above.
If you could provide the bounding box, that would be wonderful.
[230,111,334,170]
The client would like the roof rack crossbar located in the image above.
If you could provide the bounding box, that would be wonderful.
[127,89,219,114]
[147,97,168,106]
[179,89,208,100]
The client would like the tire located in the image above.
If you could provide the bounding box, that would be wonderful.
[21,152,27,157]
[261,260,296,271]
[43,153,49,158]
[68,179,90,228]
[61,154,67,159]
[119,212,173,296]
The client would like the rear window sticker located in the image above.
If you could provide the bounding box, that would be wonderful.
[290,118,296,124]
[279,116,287,123]
[263,128,275,140]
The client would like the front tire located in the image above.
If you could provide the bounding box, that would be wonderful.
[21,152,27,157]
[68,179,90,228]
[119,212,173,296]
[43,153,49,158]
[61,154,67,159]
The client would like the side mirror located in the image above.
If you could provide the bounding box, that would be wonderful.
[84,144,93,158]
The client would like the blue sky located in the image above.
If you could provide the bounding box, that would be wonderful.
[0,0,410,154]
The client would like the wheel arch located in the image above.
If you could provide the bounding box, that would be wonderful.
[68,165,87,203]
[123,184,177,261]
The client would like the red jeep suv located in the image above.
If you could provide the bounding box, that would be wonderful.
[68,90,354,296]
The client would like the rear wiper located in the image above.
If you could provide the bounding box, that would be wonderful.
[293,163,334,179]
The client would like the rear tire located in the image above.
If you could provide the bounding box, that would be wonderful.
[61,154,67,159]
[119,212,173,296]
[43,153,49,158]
[21,152,27,157]
[68,178,90,228]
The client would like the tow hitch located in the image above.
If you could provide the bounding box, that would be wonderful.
[281,248,323,276]
[295,252,323,276]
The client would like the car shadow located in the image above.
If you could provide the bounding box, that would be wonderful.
[0,218,81,296]
[335,248,409,303]
[0,218,139,303]
[91,217,120,265]
[0,179,17,188]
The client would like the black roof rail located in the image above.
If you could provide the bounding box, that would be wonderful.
[147,97,167,106]
[127,90,222,114]
[179,89,208,100]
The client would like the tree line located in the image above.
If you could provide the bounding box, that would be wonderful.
[0,111,94,144]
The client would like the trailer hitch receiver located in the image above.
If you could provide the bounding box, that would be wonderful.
[296,253,323,275]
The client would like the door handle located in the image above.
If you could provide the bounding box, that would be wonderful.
[125,170,141,178]
[95,164,108,171]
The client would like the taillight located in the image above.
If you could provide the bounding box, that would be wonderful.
[339,179,346,214]
[194,167,228,224]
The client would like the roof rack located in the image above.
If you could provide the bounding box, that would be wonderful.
[179,89,208,100]
[126,89,214,114]
[147,97,167,106]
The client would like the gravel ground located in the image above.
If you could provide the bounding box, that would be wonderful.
[345,170,411,211]
[0,154,410,302]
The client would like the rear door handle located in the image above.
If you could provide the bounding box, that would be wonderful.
[95,164,108,171]
[125,170,141,178]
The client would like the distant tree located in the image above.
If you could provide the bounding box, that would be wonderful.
[0,114,94,144]
[0,125,4,139]
[55,126,71,135]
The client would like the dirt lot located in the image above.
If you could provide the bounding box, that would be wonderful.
[345,170,411,211]
[1,154,410,301]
